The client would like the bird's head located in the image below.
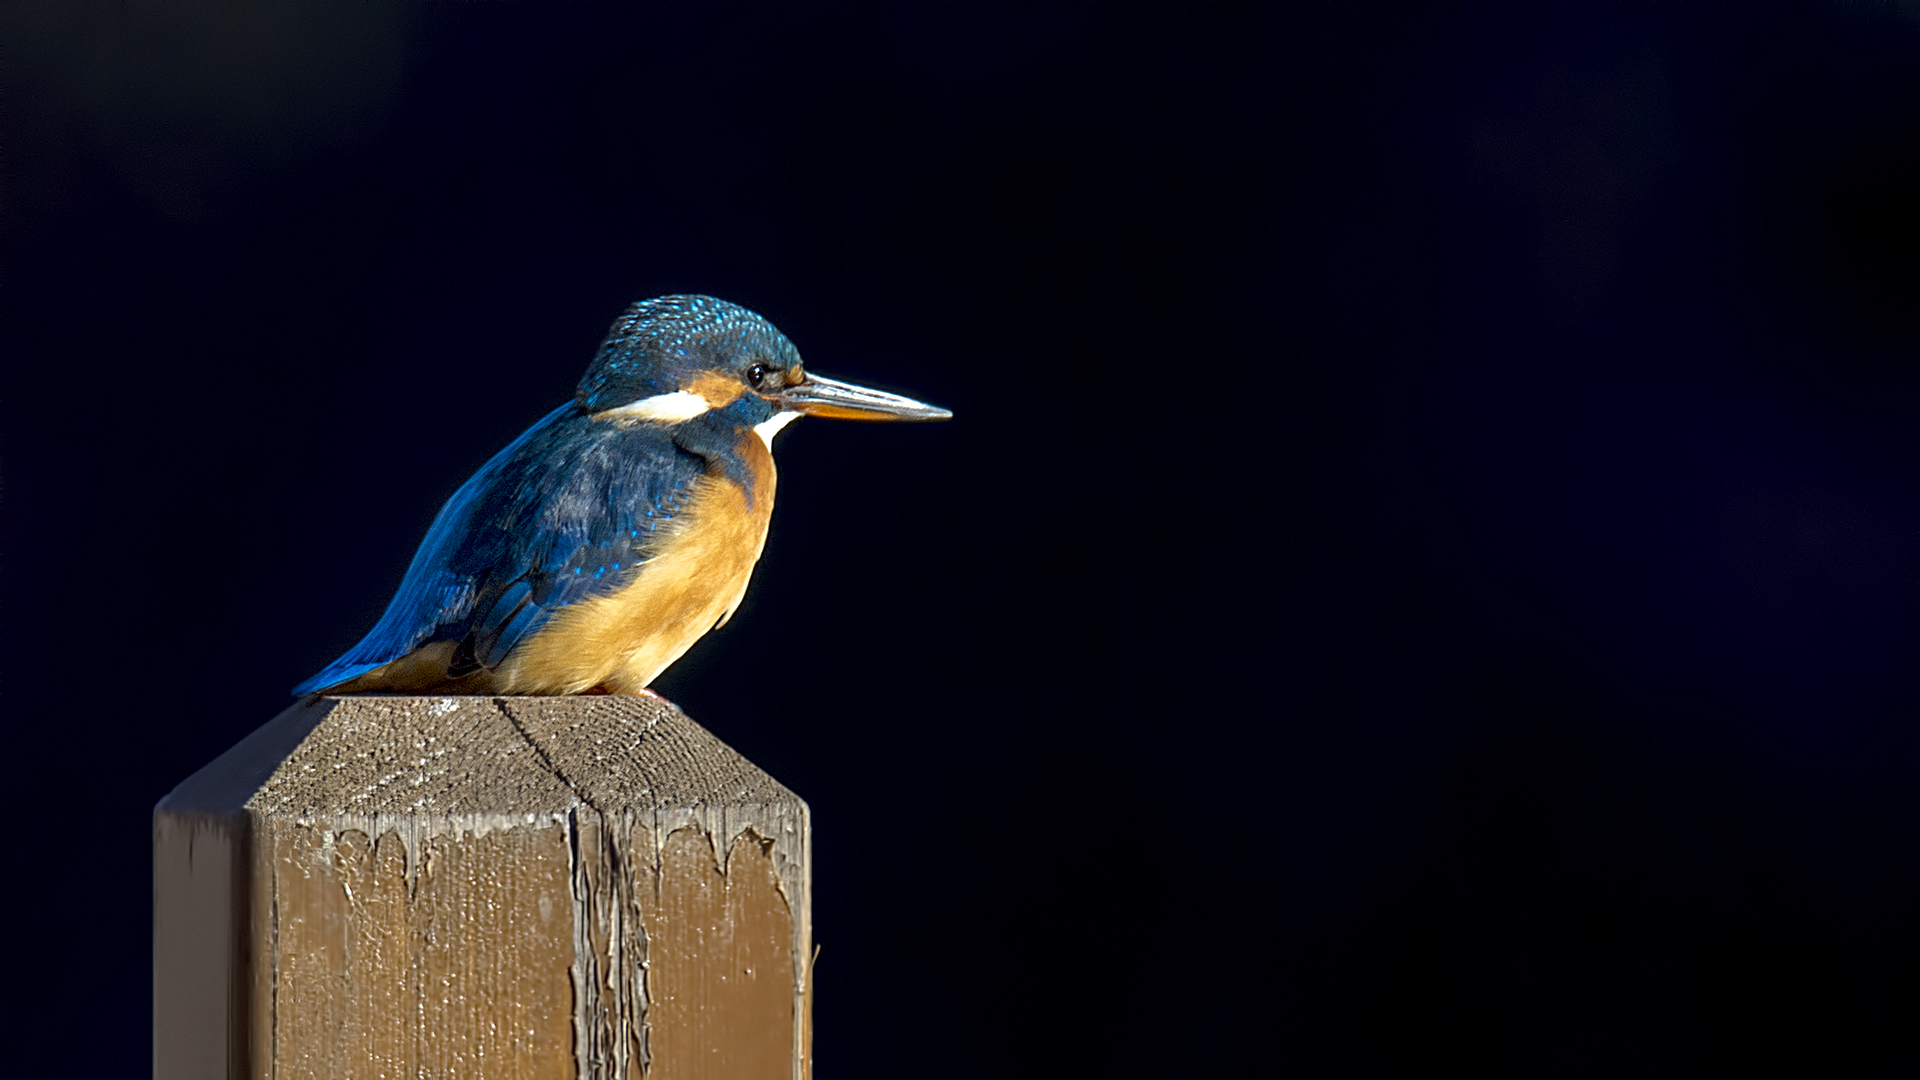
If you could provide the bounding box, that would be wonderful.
[577,295,950,438]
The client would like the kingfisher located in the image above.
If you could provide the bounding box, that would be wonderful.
[293,295,950,697]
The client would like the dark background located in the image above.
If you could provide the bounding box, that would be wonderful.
[5,3,1918,1075]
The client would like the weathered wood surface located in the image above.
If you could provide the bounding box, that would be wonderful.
[154,695,811,1080]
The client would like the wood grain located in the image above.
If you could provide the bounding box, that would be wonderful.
[155,695,811,1079]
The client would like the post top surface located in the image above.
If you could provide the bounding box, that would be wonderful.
[159,695,801,820]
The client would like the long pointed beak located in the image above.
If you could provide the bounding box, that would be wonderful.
[780,373,953,421]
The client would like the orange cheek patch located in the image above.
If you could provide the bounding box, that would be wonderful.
[689,370,747,409]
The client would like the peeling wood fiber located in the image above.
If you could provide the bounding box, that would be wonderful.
[154,695,811,1080]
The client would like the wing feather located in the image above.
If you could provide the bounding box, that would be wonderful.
[292,404,703,694]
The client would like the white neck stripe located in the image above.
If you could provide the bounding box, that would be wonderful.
[754,410,801,448]
[595,390,711,424]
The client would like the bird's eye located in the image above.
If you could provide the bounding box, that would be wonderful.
[747,363,770,388]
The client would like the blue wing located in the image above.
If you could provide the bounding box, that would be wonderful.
[292,403,706,694]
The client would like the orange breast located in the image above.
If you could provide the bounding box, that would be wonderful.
[496,431,778,694]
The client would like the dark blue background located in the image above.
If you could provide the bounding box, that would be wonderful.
[4,4,1917,1074]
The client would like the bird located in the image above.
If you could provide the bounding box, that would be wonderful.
[293,294,950,697]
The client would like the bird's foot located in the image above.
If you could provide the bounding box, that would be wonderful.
[579,684,667,703]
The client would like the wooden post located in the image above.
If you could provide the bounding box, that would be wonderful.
[154,695,811,1080]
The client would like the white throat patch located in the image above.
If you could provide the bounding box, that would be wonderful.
[595,390,711,425]
[753,410,801,449]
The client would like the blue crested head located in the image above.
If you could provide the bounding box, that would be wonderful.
[575,294,952,432]
[576,295,804,413]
